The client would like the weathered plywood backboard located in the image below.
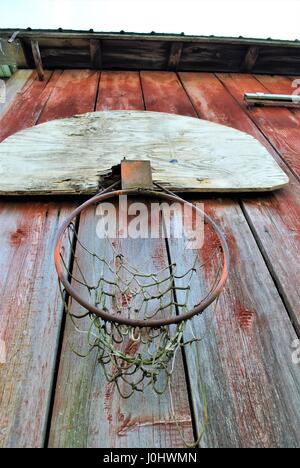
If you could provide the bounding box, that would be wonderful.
[0,111,288,195]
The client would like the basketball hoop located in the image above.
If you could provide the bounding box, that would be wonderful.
[54,162,230,400]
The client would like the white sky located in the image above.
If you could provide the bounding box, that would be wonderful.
[1,0,300,40]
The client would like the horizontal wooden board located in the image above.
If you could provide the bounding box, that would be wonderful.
[0,110,288,195]
[254,47,300,75]
[40,47,91,69]
[4,30,300,74]
[6,30,299,47]
[102,40,169,70]
[180,43,247,72]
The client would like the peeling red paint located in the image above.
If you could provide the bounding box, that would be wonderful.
[222,230,238,267]
[236,307,255,331]
[140,72,196,117]
[10,227,28,246]
[96,72,144,111]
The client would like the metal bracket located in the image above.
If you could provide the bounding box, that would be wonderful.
[121,160,153,190]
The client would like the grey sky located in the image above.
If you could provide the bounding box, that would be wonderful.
[1,0,300,40]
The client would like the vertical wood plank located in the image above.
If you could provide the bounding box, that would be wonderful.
[169,199,300,447]
[140,71,196,116]
[0,201,74,447]
[254,74,297,95]
[39,70,100,123]
[96,71,144,111]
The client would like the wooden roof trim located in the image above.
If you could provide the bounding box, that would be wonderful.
[1,28,300,48]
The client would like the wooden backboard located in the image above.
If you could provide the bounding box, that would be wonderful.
[0,110,288,195]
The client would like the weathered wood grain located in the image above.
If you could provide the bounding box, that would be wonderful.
[38,70,100,124]
[0,70,33,118]
[0,70,59,142]
[1,69,300,449]
[38,41,298,75]
[180,43,247,72]
[180,72,300,331]
[168,43,183,70]
[0,201,74,448]
[3,29,300,74]
[0,66,103,448]
[217,73,300,180]
[32,41,300,75]
[96,72,144,111]
[265,74,300,91]
[49,204,193,448]
[0,110,288,195]
[179,72,296,164]
[31,41,45,81]
[31,37,90,49]
[169,200,300,447]
[90,39,102,69]
[102,40,169,70]
[40,47,91,69]
[241,46,259,72]
[143,71,300,447]
[253,46,300,75]
[140,71,196,117]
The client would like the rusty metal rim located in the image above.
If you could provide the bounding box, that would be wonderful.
[54,185,230,328]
